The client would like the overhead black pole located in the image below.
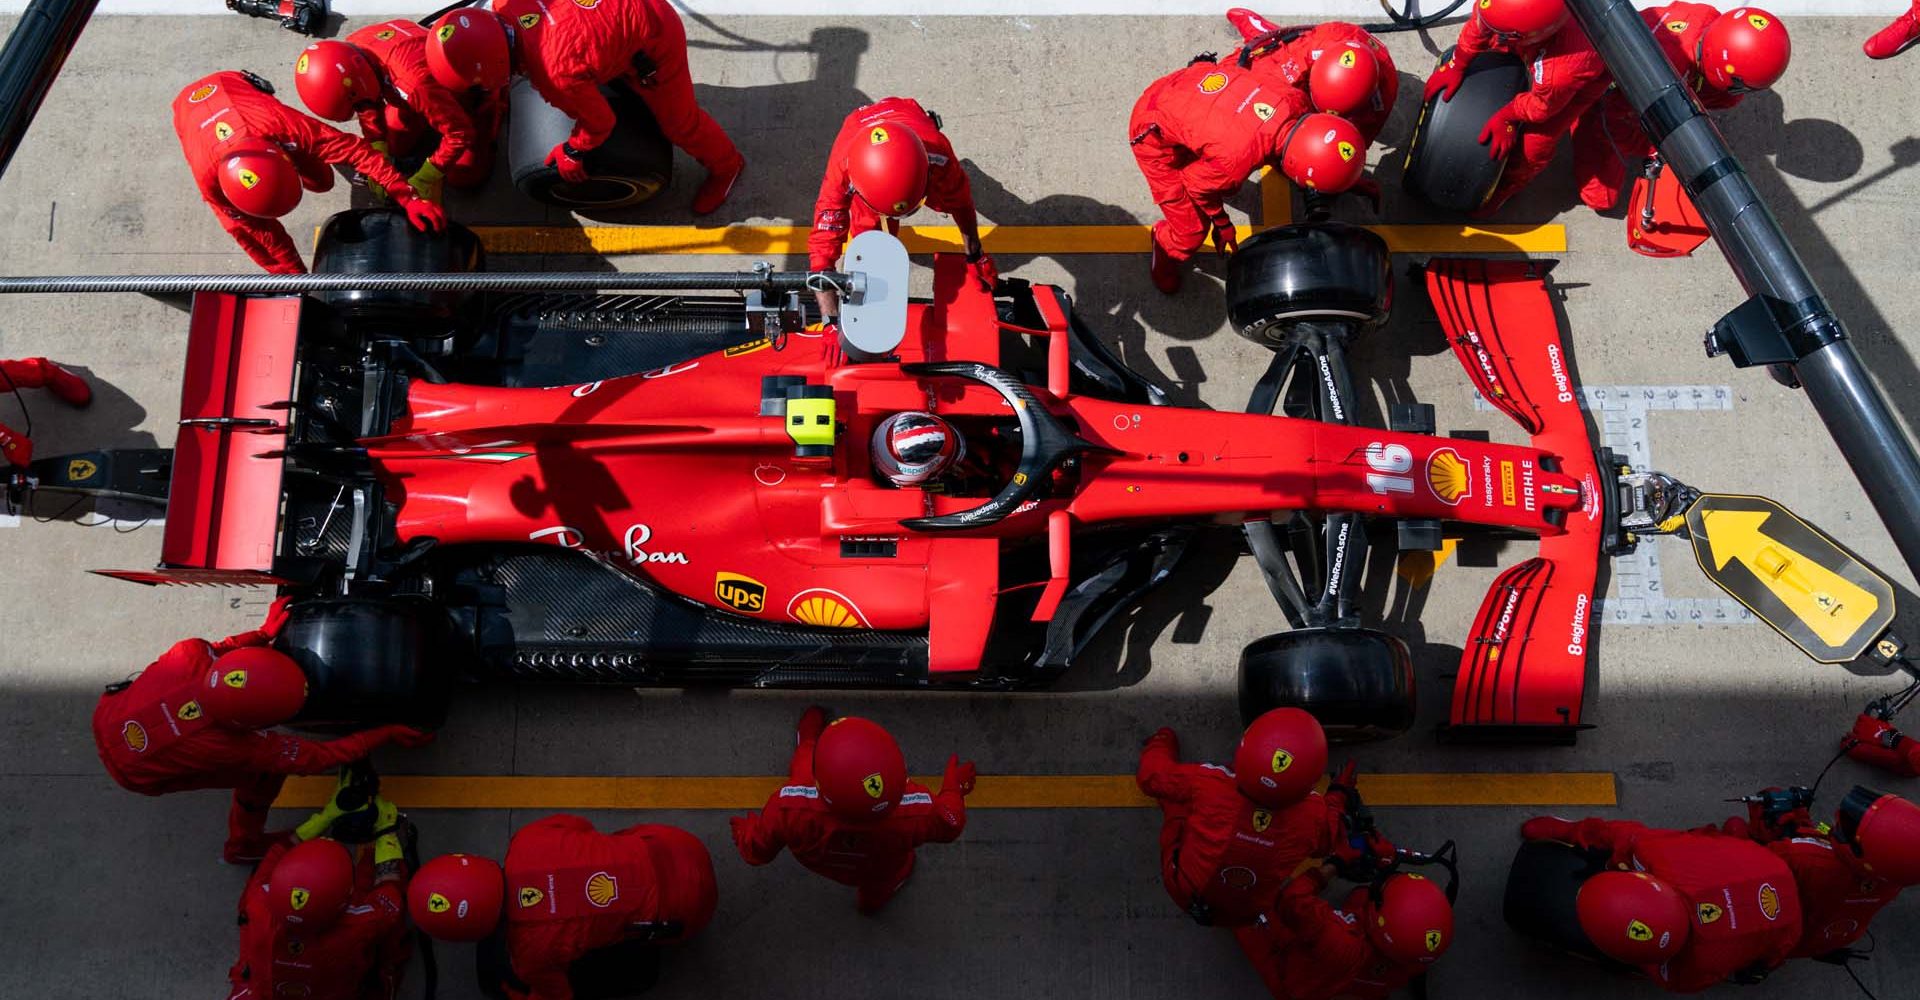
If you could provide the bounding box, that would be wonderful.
[1566,0,1920,580]
[0,0,98,182]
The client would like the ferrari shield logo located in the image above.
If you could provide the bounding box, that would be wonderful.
[519,886,544,908]
[236,168,261,190]
[376,28,396,39]
[1251,809,1272,832]
[426,892,451,913]
[1425,929,1444,952]
[1697,902,1723,924]
[223,669,249,688]
[1339,48,1357,68]
[1271,749,1293,773]
[1626,919,1654,942]
[296,53,310,74]
[1252,102,1275,122]
[214,122,233,142]
[1747,13,1770,30]
[870,126,890,145]
[585,871,619,907]
[1336,141,1356,162]
[1198,72,1229,94]
[176,700,202,721]
[188,83,217,103]
[864,773,886,798]
[289,888,310,911]
[1479,0,1491,8]
[65,458,97,481]
[1666,19,1688,32]
[286,937,304,956]
[517,12,539,28]
[436,24,456,42]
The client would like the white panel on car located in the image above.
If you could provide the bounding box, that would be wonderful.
[839,230,909,357]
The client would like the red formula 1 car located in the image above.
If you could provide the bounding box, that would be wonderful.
[68,211,1880,742]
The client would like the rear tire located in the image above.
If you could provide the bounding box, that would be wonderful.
[1225,223,1392,348]
[1503,840,1608,961]
[508,77,672,210]
[1237,626,1415,741]
[1402,51,1527,213]
[310,208,483,333]
[278,597,453,730]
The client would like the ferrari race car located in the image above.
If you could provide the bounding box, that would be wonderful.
[26,209,1888,741]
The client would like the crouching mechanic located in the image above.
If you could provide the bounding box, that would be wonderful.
[0,357,90,468]
[173,70,448,275]
[1521,815,1802,991]
[1570,5,1789,211]
[228,788,414,1000]
[1235,863,1454,999]
[1225,9,1400,146]
[1130,55,1364,294]
[809,98,994,323]
[1422,0,1611,216]
[426,0,744,215]
[92,598,434,863]
[732,707,975,914]
[1137,708,1385,926]
[408,814,717,1000]
[293,20,504,201]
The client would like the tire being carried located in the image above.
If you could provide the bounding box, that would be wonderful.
[1237,626,1416,742]
[1402,51,1527,213]
[508,77,673,211]
[1225,222,1392,348]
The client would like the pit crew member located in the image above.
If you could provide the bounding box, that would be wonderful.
[0,358,90,468]
[1225,10,1400,145]
[1234,864,1455,999]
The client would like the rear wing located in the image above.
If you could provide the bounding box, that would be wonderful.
[96,293,299,586]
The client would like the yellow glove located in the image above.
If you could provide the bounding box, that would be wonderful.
[370,140,390,160]
[294,771,354,841]
[407,161,445,204]
[371,796,405,865]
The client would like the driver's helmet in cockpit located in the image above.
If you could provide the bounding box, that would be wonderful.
[871,411,965,487]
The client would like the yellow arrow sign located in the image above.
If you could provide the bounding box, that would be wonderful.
[1700,508,1879,647]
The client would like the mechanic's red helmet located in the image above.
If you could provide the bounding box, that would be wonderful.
[1367,873,1455,965]
[293,41,381,121]
[199,645,307,728]
[1837,786,1920,886]
[1277,113,1366,193]
[427,9,512,93]
[1699,8,1790,93]
[1475,0,1568,45]
[215,139,303,221]
[266,838,354,932]
[848,123,930,218]
[1309,42,1381,116]
[409,853,506,941]
[1575,870,1690,964]
[1233,707,1328,807]
[871,411,965,487]
[813,716,907,821]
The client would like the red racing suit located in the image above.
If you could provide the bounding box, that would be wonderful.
[227,841,410,1000]
[490,0,739,171]
[1442,15,1612,212]
[808,97,979,272]
[1129,58,1312,260]
[0,357,86,467]
[91,619,418,854]
[1526,818,1802,991]
[1234,869,1423,1000]
[1715,813,1906,960]
[1135,729,1344,927]
[1236,21,1400,145]
[347,19,500,187]
[173,71,414,274]
[732,727,967,913]
[502,815,718,1000]
[1571,3,1749,210]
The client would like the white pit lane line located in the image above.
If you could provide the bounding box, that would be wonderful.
[0,1,1888,16]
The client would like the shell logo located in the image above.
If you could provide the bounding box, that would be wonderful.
[177,700,202,721]
[574,0,601,8]
[1198,72,1229,94]
[188,83,218,103]
[585,871,619,908]
[1426,448,1470,505]
[1758,883,1781,920]
[122,720,148,752]
[787,589,870,628]
[1626,919,1653,942]
[296,53,310,74]
[1251,809,1272,833]
[1747,13,1770,30]
[1697,902,1723,924]
[1425,929,1444,952]
[1271,749,1293,773]
[863,773,886,798]
[518,886,544,908]
[518,12,540,28]
[869,126,890,145]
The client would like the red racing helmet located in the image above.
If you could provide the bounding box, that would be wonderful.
[814,716,907,821]
[1277,113,1366,193]
[427,9,512,93]
[1475,0,1568,46]
[200,645,307,728]
[294,41,381,121]
[1309,42,1381,116]
[1699,8,1791,93]
[1233,707,1328,806]
[1838,786,1920,886]
[871,411,964,487]
[1366,873,1455,965]
[1575,870,1690,964]
[215,139,303,221]
[409,853,506,941]
[267,838,355,932]
[848,123,929,218]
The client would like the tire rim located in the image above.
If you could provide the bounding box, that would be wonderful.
[548,177,658,207]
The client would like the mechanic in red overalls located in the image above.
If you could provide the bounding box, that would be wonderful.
[293,20,502,201]
[1234,864,1454,1000]
[174,71,447,275]
[1130,58,1362,294]
[1522,815,1803,990]
[407,814,717,1000]
[1421,0,1612,216]
[1866,2,1920,59]
[1137,708,1378,927]
[92,599,433,863]
[1841,698,1920,777]
[731,708,974,914]
[1569,5,1790,211]
[228,792,412,1000]
[808,97,994,322]
[0,357,89,468]
[1225,10,1400,146]
[425,0,744,215]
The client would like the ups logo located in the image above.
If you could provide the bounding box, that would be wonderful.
[715,572,767,613]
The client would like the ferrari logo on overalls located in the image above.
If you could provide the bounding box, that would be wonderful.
[519,887,544,908]
[236,169,261,191]
[1479,0,1491,8]
[864,773,886,798]
[214,122,233,142]
[425,892,451,913]
[1667,20,1688,32]
[66,458,96,480]
[1198,72,1229,94]
[1337,141,1356,162]
[1697,902,1724,924]
[585,871,619,907]
[376,28,395,40]
[1627,919,1654,942]
[289,888,310,911]
[1339,49,1357,68]
[869,126,890,145]
[1271,749,1293,772]
[1253,102,1275,121]
[517,13,539,28]
[177,700,201,721]
[1251,809,1272,832]
[1425,929,1444,952]
[1748,13,1770,30]
[286,938,304,956]
[223,669,249,688]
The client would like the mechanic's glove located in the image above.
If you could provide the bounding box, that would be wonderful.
[367,180,391,205]
[1349,175,1383,214]
[728,815,761,862]
[1209,216,1239,257]
[373,724,436,749]
[1325,760,1360,812]
[814,287,841,326]
[967,251,999,293]
[407,160,445,205]
[1480,106,1521,162]
[943,754,978,797]
[370,140,390,161]
[301,167,336,195]
[371,797,406,866]
[294,771,358,841]
[261,596,294,638]
[396,194,448,234]
[1424,57,1468,103]
[1519,816,1579,843]
[1145,727,1180,752]
[547,141,590,184]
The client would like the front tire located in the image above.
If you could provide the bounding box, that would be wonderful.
[1225,223,1392,348]
[1237,626,1415,741]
